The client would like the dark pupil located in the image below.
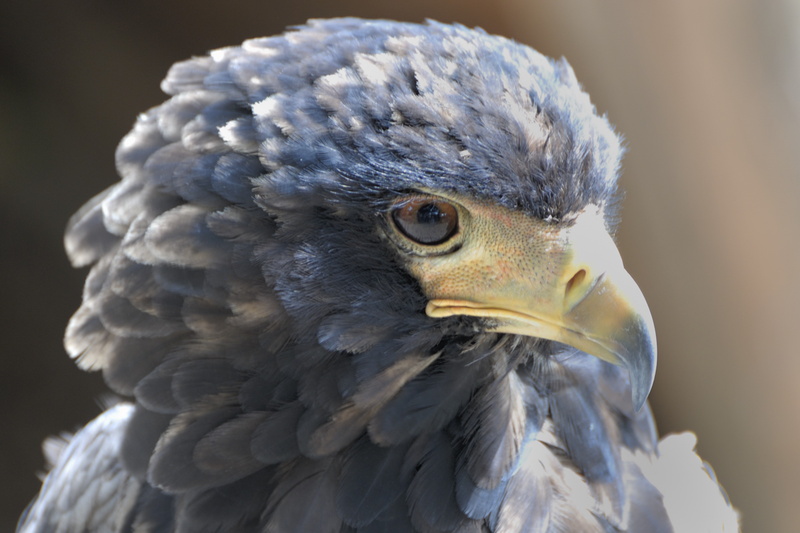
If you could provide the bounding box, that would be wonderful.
[416,203,444,225]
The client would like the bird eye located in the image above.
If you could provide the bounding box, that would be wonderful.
[391,198,459,245]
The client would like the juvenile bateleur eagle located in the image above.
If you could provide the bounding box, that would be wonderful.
[18,18,740,533]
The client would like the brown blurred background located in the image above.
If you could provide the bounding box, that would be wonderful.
[2,0,798,531]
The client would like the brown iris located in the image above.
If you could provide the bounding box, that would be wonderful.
[391,197,459,245]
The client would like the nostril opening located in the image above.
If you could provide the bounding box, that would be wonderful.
[566,269,587,298]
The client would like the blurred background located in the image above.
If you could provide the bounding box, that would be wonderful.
[2,0,798,530]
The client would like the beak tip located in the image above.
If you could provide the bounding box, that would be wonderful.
[626,327,657,412]
[631,371,655,412]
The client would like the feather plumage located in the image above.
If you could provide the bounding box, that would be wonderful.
[369,352,486,446]
[265,458,342,533]
[336,437,410,526]
[406,432,475,532]
[17,404,142,533]
[491,440,553,533]
[251,401,303,464]
[462,371,527,490]
[20,17,738,533]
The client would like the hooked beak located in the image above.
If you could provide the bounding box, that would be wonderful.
[407,201,656,410]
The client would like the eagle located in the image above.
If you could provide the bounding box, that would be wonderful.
[18,18,739,533]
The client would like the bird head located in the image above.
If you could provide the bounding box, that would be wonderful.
[244,19,655,409]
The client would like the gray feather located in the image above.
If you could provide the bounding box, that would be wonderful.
[264,458,342,533]
[301,352,438,457]
[193,412,265,479]
[250,401,303,464]
[147,403,240,491]
[134,372,180,414]
[492,440,553,533]
[336,437,409,526]
[119,405,172,478]
[454,464,510,520]
[144,205,230,268]
[406,432,472,532]
[462,372,526,490]
[64,189,118,268]
[17,404,141,533]
[368,354,485,446]
[174,469,273,533]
